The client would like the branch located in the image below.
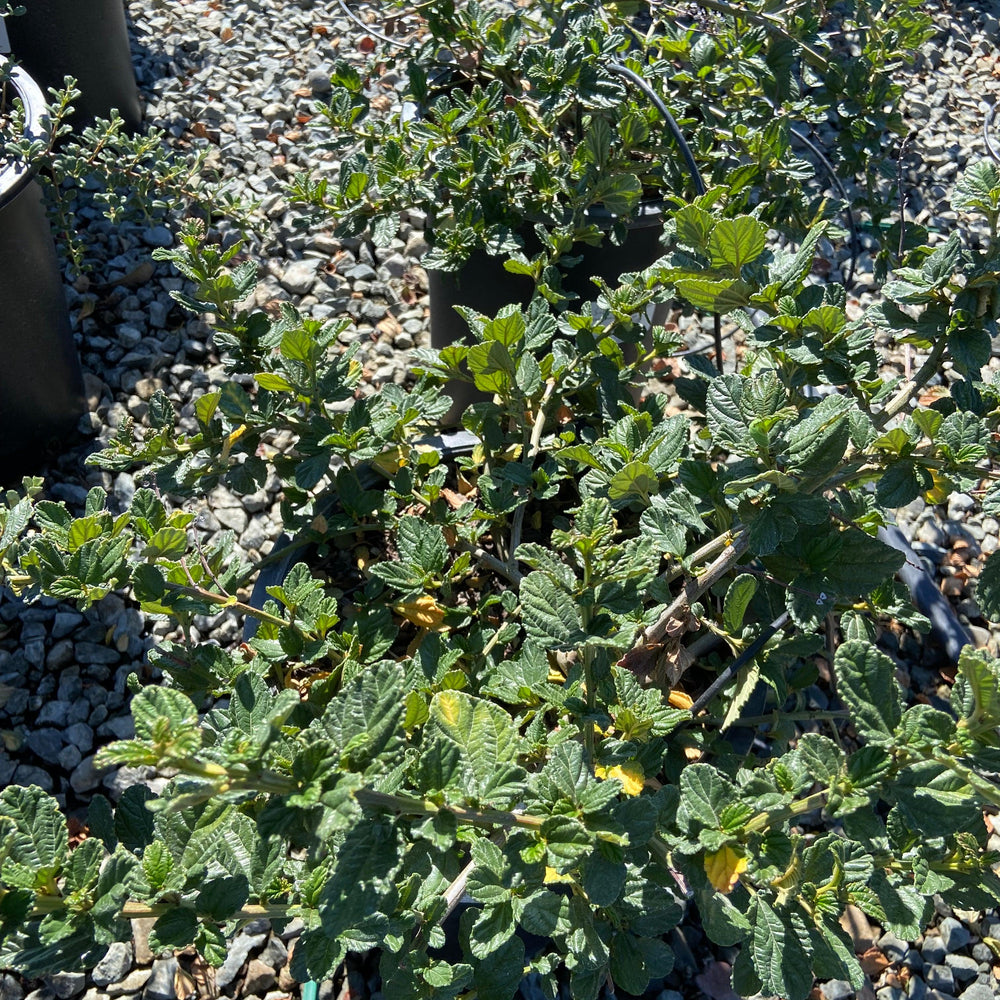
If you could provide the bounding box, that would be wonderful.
[875,333,948,429]
[641,529,751,646]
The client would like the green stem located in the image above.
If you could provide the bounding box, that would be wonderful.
[745,790,829,835]
[355,788,545,832]
[161,581,296,631]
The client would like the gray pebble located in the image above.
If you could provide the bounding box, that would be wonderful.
[141,226,173,248]
[145,957,177,1000]
[45,973,85,1000]
[105,969,150,997]
[926,965,956,993]
[26,727,65,764]
[880,931,910,962]
[214,931,269,990]
[939,918,972,952]
[923,938,948,965]
[944,954,979,982]
[878,989,906,1000]
[70,755,108,794]
[821,981,855,1000]
[65,722,95,753]
[12,764,54,791]
[0,976,23,1000]
[959,985,996,1000]
[279,259,320,295]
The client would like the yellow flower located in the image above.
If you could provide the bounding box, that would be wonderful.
[544,867,574,885]
[394,595,449,630]
[595,762,645,797]
[704,845,748,894]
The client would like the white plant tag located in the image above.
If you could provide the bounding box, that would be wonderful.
[0,18,10,55]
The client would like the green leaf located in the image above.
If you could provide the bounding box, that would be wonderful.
[429,690,519,794]
[674,277,751,312]
[114,785,155,853]
[470,932,525,1000]
[784,394,853,480]
[319,661,405,770]
[396,516,448,575]
[467,340,516,393]
[834,641,901,740]
[519,571,586,649]
[0,785,67,879]
[149,907,198,952]
[677,764,734,833]
[608,461,658,503]
[131,687,200,744]
[674,205,715,250]
[255,372,295,393]
[87,795,116,853]
[975,552,1000,625]
[875,460,924,508]
[609,932,650,996]
[749,895,814,1000]
[708,216,767,272]
[723,573,757,634]
[196,875,250,922]
[795,734,844,785]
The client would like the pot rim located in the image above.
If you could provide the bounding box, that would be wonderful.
[0,59,50,211]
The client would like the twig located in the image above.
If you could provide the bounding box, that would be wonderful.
[875,332,948,429]
[641,529,750,645]
[457,540,522,585]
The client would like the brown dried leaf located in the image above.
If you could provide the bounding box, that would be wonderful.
[859,946,890,977]
[219,26,234,42]
[839,904,878,952]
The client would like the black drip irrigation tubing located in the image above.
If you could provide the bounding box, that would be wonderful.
[606,60,725,374]
[878,524,975,665]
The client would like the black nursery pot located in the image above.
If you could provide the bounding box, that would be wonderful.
[4,0,142,131]
[0,65,86,474]
[428,201,666,347]
[428,201,667,421]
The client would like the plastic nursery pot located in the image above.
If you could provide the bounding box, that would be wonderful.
[3,0,142,132]
[428,201,668,422]
[0,62,86,475]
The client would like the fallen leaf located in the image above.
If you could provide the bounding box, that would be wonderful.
[219,26,234,41]
[440,488,466,511]
[839,903,878,952]
[190,120,208,139]
[668,689,693,709]
[859,945,890,976]
[359,36,376,52]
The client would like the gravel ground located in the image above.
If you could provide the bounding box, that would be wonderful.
[2,2,1000,1000]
